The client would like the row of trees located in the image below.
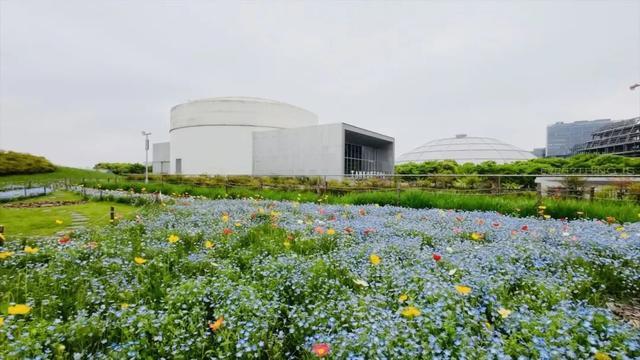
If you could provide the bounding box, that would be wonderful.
[395,154,640,175]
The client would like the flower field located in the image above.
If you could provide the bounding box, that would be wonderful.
[1,197,639,359]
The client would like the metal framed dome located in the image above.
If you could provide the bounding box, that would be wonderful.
[397,134,536,165]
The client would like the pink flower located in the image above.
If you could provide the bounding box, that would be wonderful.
[432,253,442,262]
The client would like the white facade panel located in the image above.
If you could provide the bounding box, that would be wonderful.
[253,124,344,176]
[170,125,276,175]
[152,142,170,174]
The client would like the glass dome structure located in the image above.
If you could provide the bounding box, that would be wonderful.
[397,134,536,165]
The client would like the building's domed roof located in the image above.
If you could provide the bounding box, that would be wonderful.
[397,134,536,165]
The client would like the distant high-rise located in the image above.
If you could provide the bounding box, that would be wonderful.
[546,119,611,157]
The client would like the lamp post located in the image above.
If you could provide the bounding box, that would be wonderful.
[141,131,151,184]
[632,83,640,120]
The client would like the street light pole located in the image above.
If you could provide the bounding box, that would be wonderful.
[141,131,152,184]
[632,83,640,120]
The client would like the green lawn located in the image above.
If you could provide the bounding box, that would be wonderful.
[0,166,119,187]
[0,191,138,238]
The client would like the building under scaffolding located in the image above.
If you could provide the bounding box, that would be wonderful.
[573,117,640,156]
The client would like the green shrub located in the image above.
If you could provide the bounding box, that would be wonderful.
[0,151,56,175]
[93,162,148,175]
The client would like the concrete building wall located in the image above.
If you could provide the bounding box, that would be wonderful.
[252,123,344,176]
[152,142,170,174]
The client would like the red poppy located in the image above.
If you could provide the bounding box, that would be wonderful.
[312,343,330,358]
[319,208,326,215]
[521,225,529,231]
[222,228,233,235]
[328,214,336,222]
[363,228,375,236]
[492,222,501,228]
[359,208,366,216]
[344,227,354,234]
[58,235,71,245]
[432,253,442,262]
[455,216,464,222]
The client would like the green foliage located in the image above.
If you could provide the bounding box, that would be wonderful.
[0,151,56,175]
[395,154,640,176]
[93,162,148,175]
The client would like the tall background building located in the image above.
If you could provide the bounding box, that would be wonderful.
[546,119,611,157]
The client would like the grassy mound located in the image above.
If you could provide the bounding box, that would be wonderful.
[0,151,55,175]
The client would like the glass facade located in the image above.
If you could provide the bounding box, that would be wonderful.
[546,119,611,157]
[345,143,379,173]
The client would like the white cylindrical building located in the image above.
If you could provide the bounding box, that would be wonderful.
[169,97,318,175]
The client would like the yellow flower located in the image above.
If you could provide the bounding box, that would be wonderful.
[326,228,336,235]
[484,322,492,330]
[615,226,624,232]
[543,215,551,219]
[0,251,14,260]
[455,285,472,295]
[120,303,129,309]
[24,246,39,254]
[168,234,180,243]
[401,306,421,319]
[538,205,546,210]
[0,317,3,326]
[0,233,5,242]
[498,308,512,318]
[55,219,63,225]
[621,232,630,239]
[221,214,229,223]
[8,304,31,315]
[283,240,292,248]
[204,240,214,249]
[396,213,403,220]
[370,254,381,266]
[595,352,612,360]
[134,257,147,265]
[235,222,242,227]
[470,232,483,241]
[398,294,409,303]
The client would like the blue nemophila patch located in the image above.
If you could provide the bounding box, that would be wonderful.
[0,197,639,359]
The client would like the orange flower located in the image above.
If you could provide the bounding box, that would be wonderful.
[314,226,325,234]
[311,343,330,357]
[58,235,71,245]
[222,228,233,235]
[209,316,224,332]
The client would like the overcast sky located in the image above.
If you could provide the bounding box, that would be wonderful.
[1,0,639,167]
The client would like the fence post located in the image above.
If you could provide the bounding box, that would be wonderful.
[110,206,115,223]
[589,187,595,202]
[99,189,103,200]
[536,183,542,203]
[396,178,401,206]
[0,225,4,246]
[497,176,502,195]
